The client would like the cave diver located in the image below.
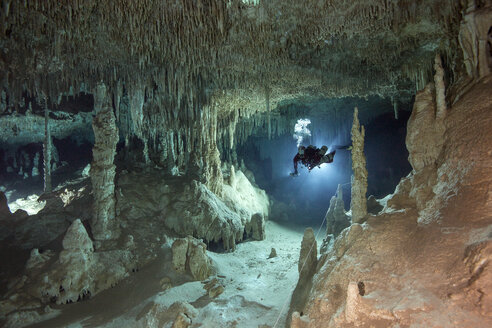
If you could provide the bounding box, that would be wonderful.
[290,145,336,176]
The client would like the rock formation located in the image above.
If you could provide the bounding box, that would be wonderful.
[350,107,368,224]
[42,96,52,192]
[366,195,383,215]
[0,219,136,327]
[459,1,492,81]
[245,213,266,241]
[139,301,198,328]
[90,84,119,242]
[403,57,449,224]
[0,192,10,218]
[325,184,351,238]
[287,72,492,328]
[288,228,318,326]
[172,236,213,281]
[0,1,490,328]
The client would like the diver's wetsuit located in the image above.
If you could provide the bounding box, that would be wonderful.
[307,150,335,170]
[293,146,319,174]
[293,147,335,174]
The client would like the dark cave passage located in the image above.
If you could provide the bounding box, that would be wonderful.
[236,97,412,226]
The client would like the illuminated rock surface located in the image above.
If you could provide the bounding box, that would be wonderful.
[0,1,491,328]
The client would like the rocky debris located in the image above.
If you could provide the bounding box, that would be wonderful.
[140,301,198,328]
[268,248,277,259]
[350,107,368,224]
[172,312,192,328]
[160,277,172,291]
[203,278,225,298]
[325,184,351,237]
[172,236,213,281]
[90,84,119,241]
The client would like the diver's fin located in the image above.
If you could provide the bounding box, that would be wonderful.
[336,144,352,150]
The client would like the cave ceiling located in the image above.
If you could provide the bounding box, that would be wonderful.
[0,0,463,125]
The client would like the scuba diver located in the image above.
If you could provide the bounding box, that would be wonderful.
[291,145,336,176]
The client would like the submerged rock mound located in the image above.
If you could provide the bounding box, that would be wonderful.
[117,167,269,251]
[1,219,136,327]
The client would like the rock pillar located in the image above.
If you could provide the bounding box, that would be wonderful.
[90,83,119,241]
[326,184,350,237]
[458,1,492,80]
[406,56,446,172]
[202,105,223,195]
[350,107,368,224]
[42,96,52,192]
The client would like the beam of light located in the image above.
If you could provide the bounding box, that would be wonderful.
[293,118,311,147]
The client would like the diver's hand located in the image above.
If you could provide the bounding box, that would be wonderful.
[290,172,299,177]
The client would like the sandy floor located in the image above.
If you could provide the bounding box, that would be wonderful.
[24,220,325,328]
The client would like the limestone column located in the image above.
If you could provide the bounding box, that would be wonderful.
[350,107,368,223]
[90,83,119,241]
[42,95,52,192]
[202,105,223,195]
[434,54,447,120]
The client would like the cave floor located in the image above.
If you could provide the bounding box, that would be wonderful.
[24,220,322,328]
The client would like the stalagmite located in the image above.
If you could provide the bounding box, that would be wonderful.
[350,107,368,224]
[325,184,350,238]
[42,96,52,193]
[458,2,492,80]
[434,54,447,119]
[90,83,119,242]
[406,81,445,172]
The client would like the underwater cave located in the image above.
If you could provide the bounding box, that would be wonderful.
[0,1,491,328]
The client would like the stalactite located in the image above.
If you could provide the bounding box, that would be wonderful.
[350,107,368,224]
[392,96,399,120]
[0,0,468,198]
